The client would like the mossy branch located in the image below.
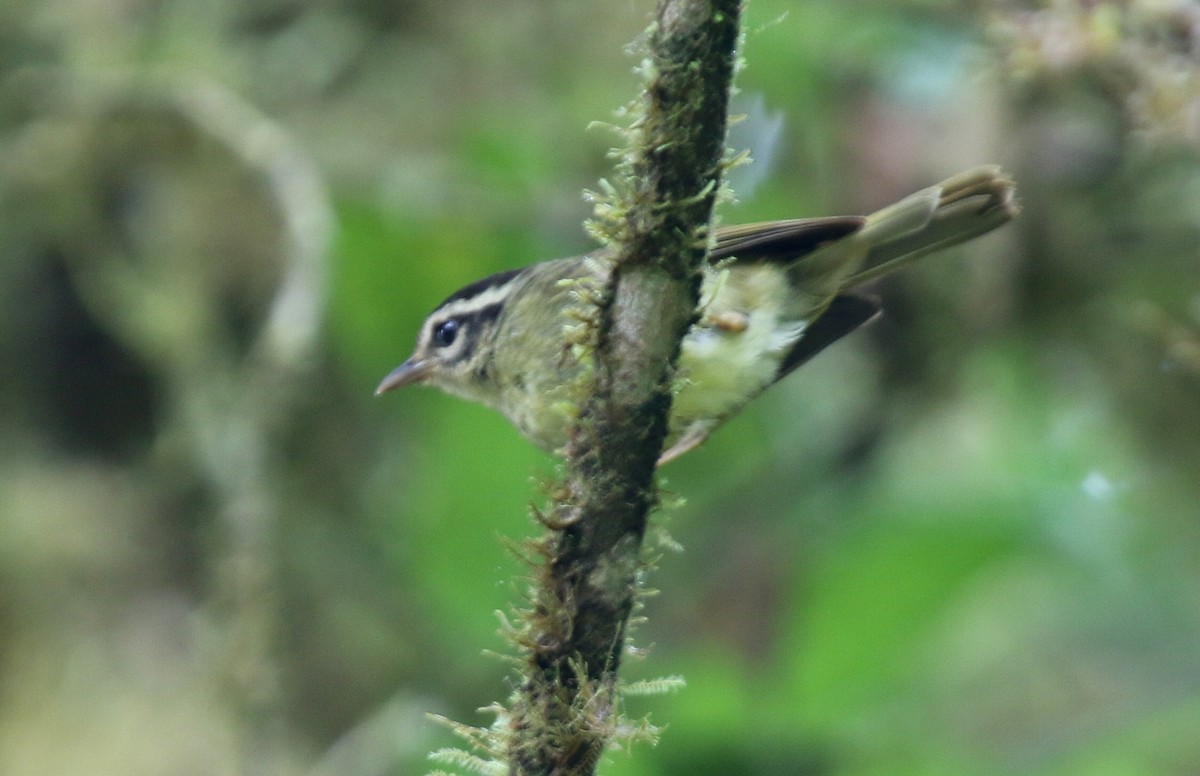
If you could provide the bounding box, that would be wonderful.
[504,1,742,774]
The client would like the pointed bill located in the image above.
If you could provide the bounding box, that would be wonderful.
[375,359,434,395]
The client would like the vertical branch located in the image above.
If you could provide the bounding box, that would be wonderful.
[506,1,741,774]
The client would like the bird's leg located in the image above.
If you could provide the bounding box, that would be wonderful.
[657,421,715,466]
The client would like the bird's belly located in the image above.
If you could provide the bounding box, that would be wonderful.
[671,319,801,431]
[670,265,806,432]
[496,262,807,453]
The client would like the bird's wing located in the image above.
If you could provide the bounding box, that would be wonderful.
[776,293,881,379]
[709,217,865,264]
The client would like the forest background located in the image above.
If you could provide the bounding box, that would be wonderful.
[2,1,1200,774]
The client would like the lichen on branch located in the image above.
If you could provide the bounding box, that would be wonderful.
[502,1,743,775]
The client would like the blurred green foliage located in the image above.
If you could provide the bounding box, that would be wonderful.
[2,1,1200,774]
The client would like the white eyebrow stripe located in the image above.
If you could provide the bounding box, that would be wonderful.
[435,276,522,319]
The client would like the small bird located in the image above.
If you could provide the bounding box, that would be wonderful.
[377,166,1017,464]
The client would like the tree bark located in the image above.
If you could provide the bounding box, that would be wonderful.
[506,1,742,774]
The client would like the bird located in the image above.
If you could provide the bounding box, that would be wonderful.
[376,165,1017,464]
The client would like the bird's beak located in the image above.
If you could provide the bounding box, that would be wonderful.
[375,358,433,395]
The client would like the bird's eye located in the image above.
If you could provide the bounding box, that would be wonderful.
[433,319,460,347]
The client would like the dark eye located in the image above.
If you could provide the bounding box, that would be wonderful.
[433,319,459,347]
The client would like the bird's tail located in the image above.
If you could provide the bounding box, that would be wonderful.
[847,165,1019,287]
[781,166,1017,300]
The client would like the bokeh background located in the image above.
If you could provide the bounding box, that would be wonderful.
[3,1,1200,774]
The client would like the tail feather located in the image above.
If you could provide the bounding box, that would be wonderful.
[706,165,1018,311]
[849,166,1019,287]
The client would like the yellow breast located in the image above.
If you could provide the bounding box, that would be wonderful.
[671,263,805,430]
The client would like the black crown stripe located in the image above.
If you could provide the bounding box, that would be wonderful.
[434,267,524,312]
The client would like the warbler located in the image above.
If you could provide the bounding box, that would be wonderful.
[377,165,1017,463]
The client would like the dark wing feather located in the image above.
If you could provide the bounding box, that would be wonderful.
[710,217,864,263]
[777,294,881,379]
